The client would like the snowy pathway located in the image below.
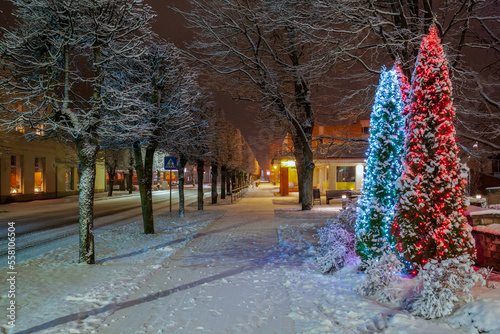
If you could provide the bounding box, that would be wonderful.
[3,186,500,333]
[98,188,300,333]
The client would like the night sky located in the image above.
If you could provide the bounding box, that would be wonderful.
[0,0,266,169]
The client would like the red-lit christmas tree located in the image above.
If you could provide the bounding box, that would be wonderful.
[393,27,475,274]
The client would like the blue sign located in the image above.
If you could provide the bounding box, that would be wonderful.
[164,156,178,170]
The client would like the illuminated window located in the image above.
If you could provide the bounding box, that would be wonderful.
[15,123,25,133]
[15,104,25,133]
[35,124,45,136]
[337,166,356,182]
[34,157,45,193]
[10,155,22,194]
[65,167,74,191]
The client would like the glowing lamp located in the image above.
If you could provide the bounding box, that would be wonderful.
[280,160,296,167]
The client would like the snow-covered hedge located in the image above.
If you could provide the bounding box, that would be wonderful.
[315,201,359,273]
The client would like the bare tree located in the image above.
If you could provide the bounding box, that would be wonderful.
[181,0,338,210]
[171,89,216,216]
[313,0,500,151]
[100,149,134,197]
[106,40,196,233]
[205,108,227,204]
[0,0,154,264]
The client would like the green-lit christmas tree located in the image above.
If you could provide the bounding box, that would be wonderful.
[355,65,407,263]
[393,27,475,274]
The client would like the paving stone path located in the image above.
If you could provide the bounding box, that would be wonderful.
[100,186,327,333]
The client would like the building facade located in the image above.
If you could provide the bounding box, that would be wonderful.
[270,120,369,196]
[0,133,106,203]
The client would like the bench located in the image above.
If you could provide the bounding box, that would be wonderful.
[325,190,354,205]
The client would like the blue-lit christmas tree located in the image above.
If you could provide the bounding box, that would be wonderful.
[393,27,475,275]
[355,65,407,263]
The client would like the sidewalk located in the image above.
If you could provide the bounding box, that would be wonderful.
[5,186,499,333]
[99,186,305,333]
[5,186,327,333]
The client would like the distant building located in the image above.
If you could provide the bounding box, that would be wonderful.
[270,118,369,196]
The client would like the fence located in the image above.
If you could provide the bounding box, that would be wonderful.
[231,184,250,203]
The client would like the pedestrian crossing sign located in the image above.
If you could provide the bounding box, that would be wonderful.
[164,156,178,170]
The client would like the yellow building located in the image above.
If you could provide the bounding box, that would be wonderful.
[0,132,106,203]
[270,120,369,196]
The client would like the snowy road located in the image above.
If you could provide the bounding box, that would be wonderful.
[0,188,203,265]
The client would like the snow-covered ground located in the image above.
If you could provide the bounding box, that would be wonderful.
[2,186,500,333]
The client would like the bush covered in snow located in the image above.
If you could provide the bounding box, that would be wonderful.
[404,255,486,319]
[357,251,404,303]
[315,201,359,273]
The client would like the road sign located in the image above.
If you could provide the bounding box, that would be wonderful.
[164,156,178,170]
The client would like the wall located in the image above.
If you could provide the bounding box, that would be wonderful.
[313,160,365,192]
[0,136,57,203]
[1,138,109,203]
[472,229,500,271]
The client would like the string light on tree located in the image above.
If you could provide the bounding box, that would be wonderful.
[393,27,475,274]
[355,65,407,263]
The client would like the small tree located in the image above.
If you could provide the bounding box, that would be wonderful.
[106,41,195,233]
[173,90,215,216]
[394,27,475,274]
[355,65,406,263]
[101,149,133,196]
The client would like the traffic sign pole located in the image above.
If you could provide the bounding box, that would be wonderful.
[169,170,172,212]
[164,156,178,213]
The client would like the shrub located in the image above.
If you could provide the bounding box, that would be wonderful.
[405,255,485,319]
[315,201,359,273]
[357,251,404,303]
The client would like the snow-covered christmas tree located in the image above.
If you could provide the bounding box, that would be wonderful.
[355,66,406,262]
[393,27,475,274]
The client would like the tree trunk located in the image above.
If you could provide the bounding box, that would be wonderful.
[294,149,314,211]
[127,167,134,194]
[127,153,134,194]
[178,154,188,218]
[232,171,237,190]
[197,159,204,210]
[301,157,315,211]
[226,169,232,196]
[133,140,156,234]
[221,165,226,199]
[296,157,304,204]
[76,138,99,264]
[211,163,218,204]
[107,167,115,197]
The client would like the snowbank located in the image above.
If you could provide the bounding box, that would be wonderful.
[474,224,500,236]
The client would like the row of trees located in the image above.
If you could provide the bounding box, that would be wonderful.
[181,0,500,211]
[0,0,257,264]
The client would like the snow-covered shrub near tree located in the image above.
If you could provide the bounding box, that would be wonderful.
[315,201,359,273]
[357,251,404,303]
[405,255,485,319]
